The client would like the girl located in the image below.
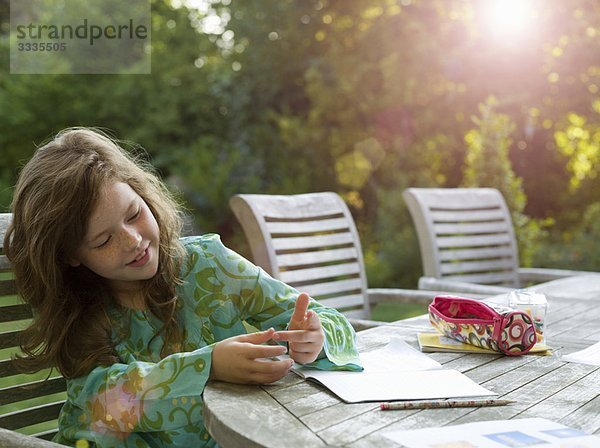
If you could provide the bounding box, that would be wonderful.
[5,128,361,447]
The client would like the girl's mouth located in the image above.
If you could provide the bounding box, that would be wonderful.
[127,247,150,267]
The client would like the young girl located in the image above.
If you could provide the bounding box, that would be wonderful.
[5,128,362,447]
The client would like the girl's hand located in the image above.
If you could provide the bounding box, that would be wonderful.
[274,292,325,364]
[210,328,294,384]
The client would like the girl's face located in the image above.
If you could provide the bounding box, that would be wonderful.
[70,181,160,303]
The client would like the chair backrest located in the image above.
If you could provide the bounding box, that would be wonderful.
[403,188,520,287]
[229,193,371,319]
[0,213,65,441]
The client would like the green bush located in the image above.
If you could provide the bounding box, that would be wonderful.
[533,202,600,270]
[462,97,551,267]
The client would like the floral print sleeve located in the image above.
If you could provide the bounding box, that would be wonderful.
[56,347,215,447]
[180,234,362,370]
[54,234,361,447]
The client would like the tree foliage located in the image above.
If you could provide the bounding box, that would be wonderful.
[462,97,551,266]
[1,0,600,286]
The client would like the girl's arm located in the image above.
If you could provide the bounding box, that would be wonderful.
[187,235,361,371]
[67,346,215,435]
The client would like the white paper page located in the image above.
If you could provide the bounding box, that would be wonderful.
[383,417,600,448]
[293,337,495,403]
[293,337,441,380]
[359,337,443,373]
[299,368,495,403]
[561,340,600,366]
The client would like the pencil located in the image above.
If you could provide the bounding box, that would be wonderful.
[379,399,515,410]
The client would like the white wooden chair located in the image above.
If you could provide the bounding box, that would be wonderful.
[0,213,65,446]
[403,188,590,295]
[229,192,475,330]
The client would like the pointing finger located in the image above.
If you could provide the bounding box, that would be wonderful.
[290,293,310,328]
[273,330,312,343]
[237,328,275,344]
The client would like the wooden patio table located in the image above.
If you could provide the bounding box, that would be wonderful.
[203,274,600,447]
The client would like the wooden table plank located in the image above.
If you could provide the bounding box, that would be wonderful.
[465,354,550,385]
[268,380,324,405]
[532,275,600,300]
[203,381,327,448]
[286,389,340,418]
[316,404,422,446]
[346,432,400,448]
[552,306,600,340]
[300,402,379,433]
[344,406,474,447]
[558,395,600,434]
[261,372,303,392]
[451,363,598,424]
[516,368,600,427]
[548,303,600,337]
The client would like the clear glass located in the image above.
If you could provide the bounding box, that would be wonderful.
[508,290,548,344]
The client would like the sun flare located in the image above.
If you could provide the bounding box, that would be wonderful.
[483,0,536,41]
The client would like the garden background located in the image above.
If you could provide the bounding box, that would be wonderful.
[1,0,600,320]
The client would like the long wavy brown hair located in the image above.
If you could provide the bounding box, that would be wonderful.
[4,128,186,379]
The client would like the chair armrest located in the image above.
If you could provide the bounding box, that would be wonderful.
[0,428,64,447]
[518,267,593,285]
[367,288,437,306]
[417,276,511,296]
[367,287,488,306]
[347,317,390,332]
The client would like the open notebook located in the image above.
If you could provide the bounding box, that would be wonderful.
[292,337,496,403]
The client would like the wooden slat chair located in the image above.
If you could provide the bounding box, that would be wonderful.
[403,188,590,295]
[0,213,66,447]
[229,192,463,330]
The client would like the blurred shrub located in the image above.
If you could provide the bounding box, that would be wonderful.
[363,187,422,289]
[463,97,551,267]
[533,202,600,270]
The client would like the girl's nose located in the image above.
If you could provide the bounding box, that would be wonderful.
[123,227,142,249]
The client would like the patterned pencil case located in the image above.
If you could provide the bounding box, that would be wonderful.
[428,295,537,356]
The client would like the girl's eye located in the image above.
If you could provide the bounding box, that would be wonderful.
[129,207,141,222]
[95,236,111,249]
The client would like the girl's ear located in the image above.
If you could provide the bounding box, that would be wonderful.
[68,258,81,267]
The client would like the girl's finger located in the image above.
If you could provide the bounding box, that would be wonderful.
[289,351,318,365]
[243,343,287,359]
[288,343,317,354]
[289,293,310,327]
[273,329,312,343]
[248,359,294,384]
[237,328,275,344]
[251,358,294,374]
[304,310,322,330]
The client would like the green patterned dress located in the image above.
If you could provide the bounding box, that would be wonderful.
[54,234,362,447]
